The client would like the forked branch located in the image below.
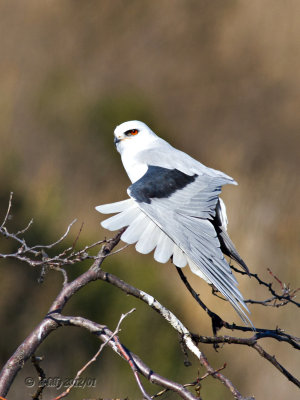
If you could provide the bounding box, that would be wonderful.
[0,194,298,400]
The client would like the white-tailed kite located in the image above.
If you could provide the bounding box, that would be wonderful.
[96,121,253,327]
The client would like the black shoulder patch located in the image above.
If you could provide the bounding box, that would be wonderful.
[129,165,198,204]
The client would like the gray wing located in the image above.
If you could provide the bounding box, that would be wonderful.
[133,141,237,183]
[127,165,252,326]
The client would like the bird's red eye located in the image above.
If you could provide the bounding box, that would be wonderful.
[125,129,139,136]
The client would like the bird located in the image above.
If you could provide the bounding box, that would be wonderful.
[96,120,253,327]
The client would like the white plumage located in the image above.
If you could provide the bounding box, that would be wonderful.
[96,120,253,327]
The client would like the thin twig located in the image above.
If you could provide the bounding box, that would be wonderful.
[112,334,152,400]
[231,265,300,308]
[51,313,199,400]
[0,192,13,228]
[71,222,84,251]
[16,219,33,236]
[0,230,124,397]
[31,219,77,250]
[176,266,224,336]
[152,364,227,399]
[52,309,137,400]
[98,272,248,399]
[31,355,46,400]
[176,266,299,348]
[0,195,299,400]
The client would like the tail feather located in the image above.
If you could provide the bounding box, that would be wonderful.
[213,199,250,275]
[218,230,250,274]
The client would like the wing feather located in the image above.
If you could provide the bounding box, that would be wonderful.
[96,164,252,327]
[100,203,139,231]
[138,201,252,326]
[134,145,237,184]
[121,212,150,244]
[154,232,174,263]
[135,220,161,254]
[173,245,188,268]
[95,199,132,214]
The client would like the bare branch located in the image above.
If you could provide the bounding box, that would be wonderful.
[152,365,227,399]
[51,313,201,400]
[31,356,46,400]
[176,266,299,348]
[0,223,248,400]
[0,231,123,397]
[176,266,224,336]
[15,218,33,236]
[192,333,300,388]
[175,266,300,389]
[231,265,300,308]
[0,192,13,228]
[0,196,298,400]
[31,219,77,250]
[51,309,138,400]
[96,271,249,399]
[0,217,106,273]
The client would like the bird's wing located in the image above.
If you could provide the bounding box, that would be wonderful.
[96,165,252,327]
[128,166,251,324]
[133,143,237,183]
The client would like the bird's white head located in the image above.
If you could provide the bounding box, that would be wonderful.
[113,120,158,155]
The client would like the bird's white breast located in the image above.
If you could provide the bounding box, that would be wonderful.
[121,153,148,183]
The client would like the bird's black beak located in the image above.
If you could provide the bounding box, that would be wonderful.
[114,137,121,145]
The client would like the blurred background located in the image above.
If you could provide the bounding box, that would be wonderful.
[0,1,299,399]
